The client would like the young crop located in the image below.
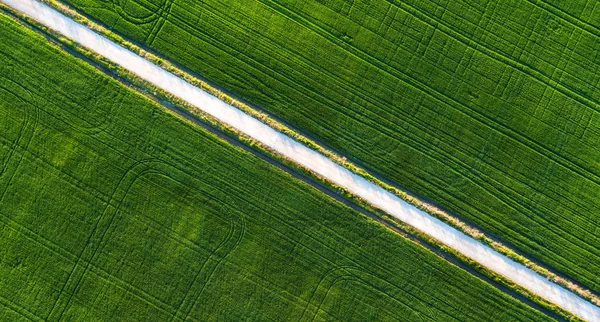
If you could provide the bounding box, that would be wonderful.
[0,11,556,321]
[59,0,600,295]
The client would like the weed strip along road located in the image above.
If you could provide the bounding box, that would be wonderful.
[4,0,599,320]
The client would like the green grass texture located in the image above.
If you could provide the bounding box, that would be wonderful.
[0,13,553,322]
[60,0,600,292]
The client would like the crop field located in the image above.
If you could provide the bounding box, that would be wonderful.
[59,0,600,294]
[0,12,557,321]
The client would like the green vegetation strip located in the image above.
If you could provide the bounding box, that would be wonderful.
[0,10,555,322]
[58,0,600,295]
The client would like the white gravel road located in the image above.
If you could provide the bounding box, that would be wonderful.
[3,0,599,320]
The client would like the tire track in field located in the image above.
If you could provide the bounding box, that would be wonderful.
[0,209,190,319]
[0,201,286,322]
[172,207,245,322]
[452,0,597,75]
[144,0,175,46]
[299,266,437,322]
[112,0,160,24]
[0,60,117,139]
[0,77,38,205]
[526,0,600,38]
[111,0,174,45]
[369,0,599,107]
[216,191,467,321]
[0,294,42,322]
[44,159,168,321]
[0,174,245,322]
[299,0,600,114]
[45,158,245,321]
[0,67,125,205]
[28,71,120,136]
[0,23,120,136]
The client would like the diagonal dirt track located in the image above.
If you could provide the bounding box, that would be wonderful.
[2,0,599,320]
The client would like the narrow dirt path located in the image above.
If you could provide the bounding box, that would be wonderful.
[3,0,599,320]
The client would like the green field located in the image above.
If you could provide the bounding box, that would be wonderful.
[0,13,555,321]
[59,0,600,293]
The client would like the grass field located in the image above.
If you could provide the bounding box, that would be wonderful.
[58,0,600,293]
[0,12,556,321]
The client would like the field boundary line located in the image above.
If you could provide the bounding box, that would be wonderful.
[2,0,599,320]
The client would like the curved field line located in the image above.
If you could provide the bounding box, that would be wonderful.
[0,77,39,204]
[48,160,165,319]
[44,159,167,320]
[0,86,30,179]
[174,210,245,321]
[300,266,440,322]
[0,47,117,136]
[14,60,120,135]
[0,209,188,318]
[309,276,400,322]
[0,175,241,322]
[51,168,169,321]
[111,0,160,24]
[110,0,174,45]
[144,0,175,45]
[42,158,244,321]
[4,1,600,320]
